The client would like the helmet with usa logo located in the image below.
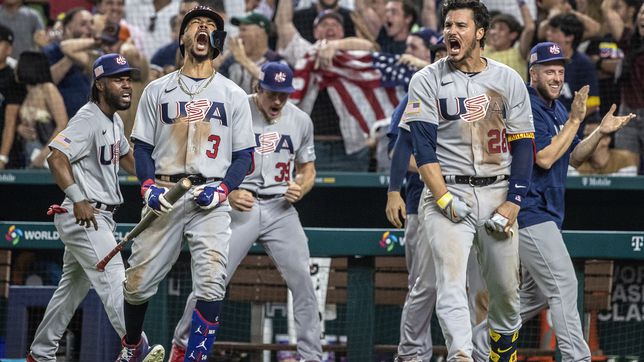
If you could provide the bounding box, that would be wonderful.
[258,62,295,93]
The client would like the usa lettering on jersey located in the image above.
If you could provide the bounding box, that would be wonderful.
[160,98,229,126]
[254,132,294,155]
[438,94,492,122]
[99,142,121,165]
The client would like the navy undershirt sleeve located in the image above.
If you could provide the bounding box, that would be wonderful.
[507,137,535,205]
[133,139,156,184]
[409,121,438,167]
[388,129,413,192]
[221,147,254,191]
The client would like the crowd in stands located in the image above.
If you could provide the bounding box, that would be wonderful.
[0,0,642,175]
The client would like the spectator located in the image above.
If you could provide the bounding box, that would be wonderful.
[357,0,418,54]
[149,0,201,80]
[546,13,601,125]
[0,0,45,57]
[124,0,181,59]
[603,0,644,174]
[484,0,537,26]
[568,121,639,175]
[220,12,283,93]
[95,0,145,52]
[537,0,601,41]
[293,0,357,43]
[15,51,68,169]
[0,24,27,169]
[42,7,94,119]
[276,0,377,171]
[484,3,535,81]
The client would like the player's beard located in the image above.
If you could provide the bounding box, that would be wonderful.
[535,81,561,102]
[190,47,212,63]
[106,90,131,111]
[449,36,477,65]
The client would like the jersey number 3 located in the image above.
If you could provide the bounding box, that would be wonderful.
[206,134,221,159]
[487,129,508,154]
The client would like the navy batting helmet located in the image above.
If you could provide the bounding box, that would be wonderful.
[179,6,226,59]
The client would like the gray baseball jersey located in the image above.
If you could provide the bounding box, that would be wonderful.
[49,102,130,205]
[242,96,315,195]
[404,57,534,176]
[131,71,256,177]
[30,102,130,361]
[124,70,256,307]
[405,57,533,361]
[170,95,322,361]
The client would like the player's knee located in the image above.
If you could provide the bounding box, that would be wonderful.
[123,280,157,305]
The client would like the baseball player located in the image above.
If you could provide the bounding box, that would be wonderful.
[168,61,322,362]
[117,6,256,362]
[26,53,139,362]
[405,0,536,360]
[472,42,635,362]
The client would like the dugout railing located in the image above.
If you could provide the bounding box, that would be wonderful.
[1,171,644,360]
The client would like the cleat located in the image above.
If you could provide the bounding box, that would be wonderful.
[116,336,165,362]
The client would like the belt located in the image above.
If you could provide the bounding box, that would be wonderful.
[241,189,283,200]
[444,175,509,187]
[94,201,118,212]
[156,174,222,186]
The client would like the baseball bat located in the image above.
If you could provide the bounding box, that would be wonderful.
[95,178,192,271]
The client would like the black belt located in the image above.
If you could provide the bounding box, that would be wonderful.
[241,189,283,200]
[444,175,509,187]
[94,202,118,212]
[156,174,222,186]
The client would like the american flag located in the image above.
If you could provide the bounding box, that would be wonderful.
[291,50,405,153]
[53,133,72,148]
[372,52,417,89]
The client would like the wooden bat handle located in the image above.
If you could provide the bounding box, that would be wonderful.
[95,178,192,271]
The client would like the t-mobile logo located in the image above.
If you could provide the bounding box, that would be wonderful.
[632,236,644,252]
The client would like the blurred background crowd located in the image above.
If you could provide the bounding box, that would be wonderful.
[0,0,641,175]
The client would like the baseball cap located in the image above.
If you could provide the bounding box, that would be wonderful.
[0,24,14,45]
[411,28,441,50]
[93,53,140,80]
[313,10,343,27]
[529,42,569,67]
[259,62,295,93]
[231,12,271,35]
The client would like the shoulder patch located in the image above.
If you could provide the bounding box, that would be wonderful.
[404,101,421,116]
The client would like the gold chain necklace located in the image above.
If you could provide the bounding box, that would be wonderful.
[176,67,216,99]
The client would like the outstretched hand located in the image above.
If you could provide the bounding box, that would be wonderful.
[598,104,636,135]
[570,85,589,124]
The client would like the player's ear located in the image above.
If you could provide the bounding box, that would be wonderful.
[476,27,485,42]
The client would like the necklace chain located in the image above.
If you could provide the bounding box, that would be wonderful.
[177,67,216,98]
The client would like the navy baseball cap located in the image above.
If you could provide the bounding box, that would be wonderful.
[93,53,140,80]
[259,62,295,93]
[529,42,569,67]
[0,24,13,44]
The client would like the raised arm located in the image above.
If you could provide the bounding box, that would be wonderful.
[354,0,384,38]
[518,0,536,59]
[31,84,69,168]
[275,0,297,51]
[421,0,438,30]
[601,0,626,40]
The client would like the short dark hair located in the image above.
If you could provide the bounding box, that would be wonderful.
[16,51,53,85]
[548,13,584,49]
[387,0,419,32]
[90,81,100,103]
[62,7,86,28]
[441,0,491,48]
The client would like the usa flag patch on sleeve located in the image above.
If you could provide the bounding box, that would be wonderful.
[53,133,72,147]
[404,101,421,116]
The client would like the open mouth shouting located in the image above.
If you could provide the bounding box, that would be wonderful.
[195,31,210,52]
[448,37,461,56]
[121,91,131,103]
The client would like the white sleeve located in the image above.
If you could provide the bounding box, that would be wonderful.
[279,33,312,67]
[231,91,257,152]
[49,119,93,163]
[296,114,316,164]
[131,85,158,145]
[403,71,439,126]
[505,72,535,134]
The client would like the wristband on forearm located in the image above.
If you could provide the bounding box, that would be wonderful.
[436,191,453,209]
[64,183,85,203]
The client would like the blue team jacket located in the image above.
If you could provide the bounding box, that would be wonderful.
[517,86,580,230]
